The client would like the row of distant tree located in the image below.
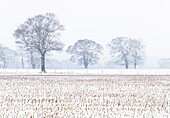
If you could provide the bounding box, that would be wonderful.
[0,37,145,69]
[0,13,168,71]
[0,42,168,69]
[66,37,146,69]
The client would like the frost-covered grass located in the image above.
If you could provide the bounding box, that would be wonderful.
[0,75,170,117]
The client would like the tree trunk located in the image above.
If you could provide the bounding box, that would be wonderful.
[83,55,88,69]
[30,52,35,69]
[125,59,129,69]
[41,53,46,73]
[21,57,24,69]
[3,61,6,69]
[84,64,88,69]
[32,63,35,69]
[125,63,128,69]
[134,63,136,69]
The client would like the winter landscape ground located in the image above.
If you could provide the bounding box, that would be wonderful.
[0,75,170,118]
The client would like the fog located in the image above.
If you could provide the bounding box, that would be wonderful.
[0,0,170,68]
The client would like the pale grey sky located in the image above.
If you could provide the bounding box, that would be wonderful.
[0,0,170,68]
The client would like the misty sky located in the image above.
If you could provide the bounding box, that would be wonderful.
[0,0,170,68]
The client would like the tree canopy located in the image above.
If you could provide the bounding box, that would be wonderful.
[67,39,103,69]
[108,37,146,69]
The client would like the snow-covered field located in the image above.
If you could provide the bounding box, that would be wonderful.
[0,75,170,117]
[1,69,170,75]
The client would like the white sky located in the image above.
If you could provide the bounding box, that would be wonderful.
[0,0,170,68]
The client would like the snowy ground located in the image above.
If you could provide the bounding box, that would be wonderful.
[0,75,170,117]
[1,69,170,75]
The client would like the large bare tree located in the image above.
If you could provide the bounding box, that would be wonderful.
[67,39,103,69]
[108,37,146,69]
[13,13,64,72]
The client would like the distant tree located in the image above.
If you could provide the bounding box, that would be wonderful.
[13,13,64,72]
[0,45,18,68]
[17,46,40,69]
[108,37,131,69]
[17,47,26,69]
[129,39,146,69]
[27,51,40,69]
[108,37,146,69]
[67,39,103,69]
[158,58,170,69]
[104,60,123,69]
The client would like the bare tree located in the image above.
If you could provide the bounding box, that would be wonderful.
[108,37,146,69]
[67,39,103,69]
[19,48,25,69]
[158,58,170,69]
[0,45,18,68]
[108,37,131,69]
[129,39,146,69]
[13,13,64,72]
[26,51,40,69]
[16,46,27,69]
